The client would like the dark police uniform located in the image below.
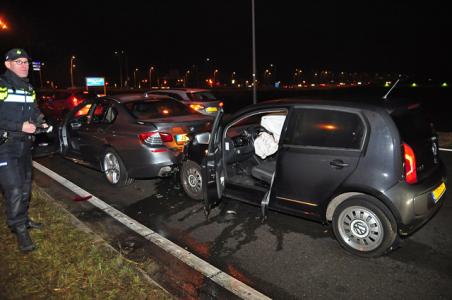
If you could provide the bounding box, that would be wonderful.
[0,69,41,233]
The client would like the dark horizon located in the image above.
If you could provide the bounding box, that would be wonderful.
[1,1,451,87]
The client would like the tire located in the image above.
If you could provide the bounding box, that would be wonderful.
[180,160,203,200]
[102,148,134,187]
[332,195,398,258]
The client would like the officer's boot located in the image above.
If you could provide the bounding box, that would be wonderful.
[14,224,36,252]
[27,219,43,229]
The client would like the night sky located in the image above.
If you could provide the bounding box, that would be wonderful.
[1,0,451,86]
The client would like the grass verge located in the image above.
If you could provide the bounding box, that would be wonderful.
[0,188,172,299]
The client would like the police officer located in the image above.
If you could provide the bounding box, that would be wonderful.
[0,48,47,252]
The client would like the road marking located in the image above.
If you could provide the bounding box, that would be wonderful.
[439,148,452,152]
[33,161,271,300]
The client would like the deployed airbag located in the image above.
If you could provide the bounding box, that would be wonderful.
[254,114,286,159]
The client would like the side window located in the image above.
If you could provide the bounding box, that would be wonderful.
[74,103,93,119]
[91,102,116,124]
[68,103,93,125]
[104,107,118,124]
[285,109,365,149]
[169,93,184,101]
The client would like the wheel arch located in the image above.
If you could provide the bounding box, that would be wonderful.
[324,190,402,225]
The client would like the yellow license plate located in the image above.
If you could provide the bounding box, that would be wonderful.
[206,107,218,112]
[175,134,190,145]
[432,182,446,203]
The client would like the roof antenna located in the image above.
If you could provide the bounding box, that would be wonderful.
[382,78,401,100]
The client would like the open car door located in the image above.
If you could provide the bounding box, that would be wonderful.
[31,122,57,158]
[202,108,225,217]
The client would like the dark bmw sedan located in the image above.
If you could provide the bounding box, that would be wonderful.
[59,93,212,186]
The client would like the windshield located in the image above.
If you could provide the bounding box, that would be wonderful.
[125,99,195,119]
[188,91,217,101]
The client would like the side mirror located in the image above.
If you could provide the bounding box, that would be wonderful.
[195,132,210,145]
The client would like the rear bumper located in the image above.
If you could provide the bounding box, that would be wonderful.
[385,163,447,235]
[124,147,180,179]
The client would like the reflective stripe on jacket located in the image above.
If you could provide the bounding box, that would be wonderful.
[0,76,40,133]
[0,88,36,103]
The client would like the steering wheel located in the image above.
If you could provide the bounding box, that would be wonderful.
[243,125,268,144]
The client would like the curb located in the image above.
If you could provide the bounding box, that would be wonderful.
[33,161,271,300]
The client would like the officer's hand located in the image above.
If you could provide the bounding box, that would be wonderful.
[22,121,37,134]
[41,123,49,129]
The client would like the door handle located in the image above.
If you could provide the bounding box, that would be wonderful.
[329,159,349,169]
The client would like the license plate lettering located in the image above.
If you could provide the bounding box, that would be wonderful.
[432,182,446,203]
[176,134,189,144]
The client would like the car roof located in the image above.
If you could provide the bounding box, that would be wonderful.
[147,88,211,93]
[102,93,175,103]
[252,95,421,114]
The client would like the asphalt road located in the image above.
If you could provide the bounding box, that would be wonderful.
[33,151,452,299]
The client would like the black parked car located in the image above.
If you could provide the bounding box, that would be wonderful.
[59,93,211,186]
[180,97,447,257]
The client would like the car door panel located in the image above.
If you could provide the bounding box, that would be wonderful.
[77,124,104,164]
[271,146,360,217]
[78,102,116,165]
[270,107,366,218]
[63,102,95,158]
[202,108,224,214]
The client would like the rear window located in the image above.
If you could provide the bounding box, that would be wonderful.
[188,92,217,101]
[391,106,433,142]
[124,99,195,119]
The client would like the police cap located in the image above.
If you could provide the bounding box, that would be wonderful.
[5,48,30,61]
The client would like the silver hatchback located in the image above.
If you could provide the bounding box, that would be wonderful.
[146,88,223,116]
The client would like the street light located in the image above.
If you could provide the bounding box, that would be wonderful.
[70,56,76,88]
[251,0,257,104]
[148,66,154,89]
[133,68,139,88]
[185,70,190,88]
[213,69,219,86]
[114,50,124,88]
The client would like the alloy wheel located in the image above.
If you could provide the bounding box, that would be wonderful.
[337,205,384,252]
[103,152,120,184]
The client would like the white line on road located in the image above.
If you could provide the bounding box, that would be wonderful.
[440,148,452,152]
[33,161,271,300]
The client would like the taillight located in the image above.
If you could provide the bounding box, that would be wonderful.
[71,97,80,106]
[219,101,224,107]
[138,132,173,146]
[190,104,205,111]
[403,143,417,184]
[159,132,173,142]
